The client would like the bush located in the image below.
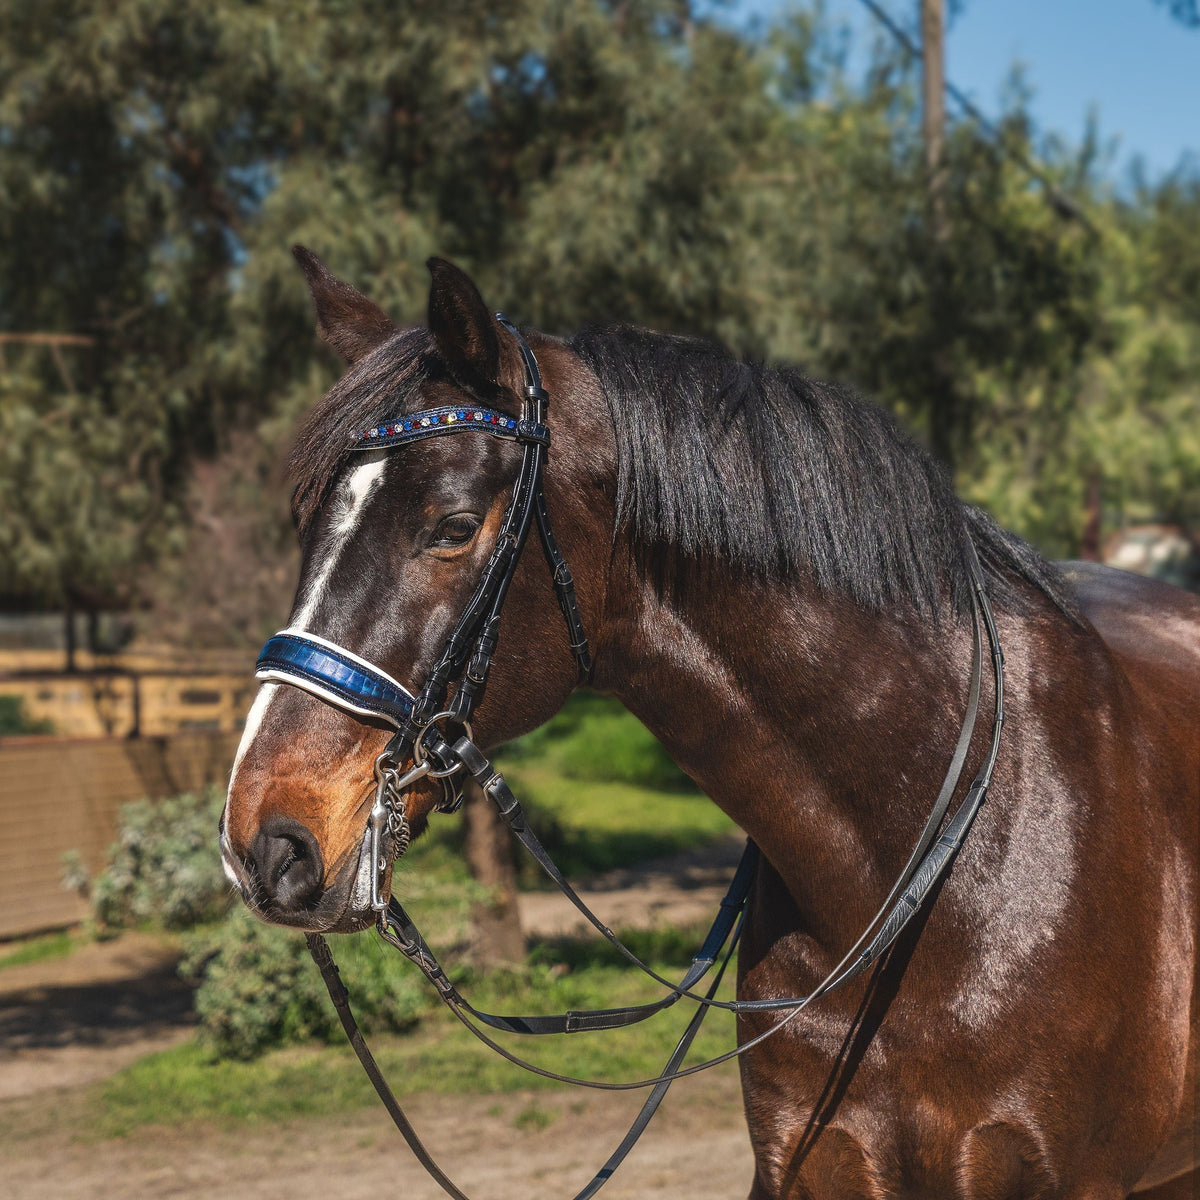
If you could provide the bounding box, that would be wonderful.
[181,908,442,1059]
[502,693,695,792]
[0,694,53,735]
[66,787,232,931]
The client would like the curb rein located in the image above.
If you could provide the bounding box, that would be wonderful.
[252,317,1006,1200]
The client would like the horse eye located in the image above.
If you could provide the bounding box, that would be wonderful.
[432,514,481,547]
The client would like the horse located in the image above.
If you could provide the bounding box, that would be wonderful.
[220,248,1198,1200]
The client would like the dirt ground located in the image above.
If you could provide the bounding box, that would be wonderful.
[0,840,756,1199]
[2,1073,754,1199]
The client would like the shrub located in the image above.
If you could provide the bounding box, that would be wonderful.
[181,908,442,1059]
[502,693,695,792]
[66,786,232,931]
[0,694,53,735]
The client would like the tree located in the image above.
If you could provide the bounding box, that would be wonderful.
[2,0,1197,628]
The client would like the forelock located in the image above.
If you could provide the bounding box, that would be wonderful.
[289,327,436,534]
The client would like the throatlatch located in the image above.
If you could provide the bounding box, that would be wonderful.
[250,315,1006,1200]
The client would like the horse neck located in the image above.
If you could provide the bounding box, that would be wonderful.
[595,561,982,955]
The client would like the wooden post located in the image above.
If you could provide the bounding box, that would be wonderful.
[462,779,525,966]
[922,0,948,247]
[921,0,956,469]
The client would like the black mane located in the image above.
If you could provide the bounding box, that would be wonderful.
[570,324,1075,621]
[288,320,1073,623]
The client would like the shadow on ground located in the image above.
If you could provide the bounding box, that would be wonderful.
[0,962,195,1052]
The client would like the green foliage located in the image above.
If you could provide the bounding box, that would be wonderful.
[90,944,740,1136]
[180,908,436,1060]
[0,694,53,735]
[2,0,1197,627]
[502,693,695,792]
[68,787,232,932]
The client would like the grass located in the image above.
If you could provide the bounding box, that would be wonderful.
[513,1102,557,1131]
[0,929,83,970]
[82,936,738,1139]
[499,766,736,882]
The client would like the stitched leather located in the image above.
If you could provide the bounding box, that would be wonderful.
[256,633,415,725]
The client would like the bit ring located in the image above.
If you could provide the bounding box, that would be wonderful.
[413,711,474,779]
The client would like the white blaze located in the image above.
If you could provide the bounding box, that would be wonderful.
[293,454,388,631]
[224,453,388,838]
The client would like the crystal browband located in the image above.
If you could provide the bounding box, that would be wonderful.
[353,405,548,451]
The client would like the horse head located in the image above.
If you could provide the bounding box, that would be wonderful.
[220,249,610,932]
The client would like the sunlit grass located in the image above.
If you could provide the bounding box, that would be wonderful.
[499,766,736,882]
[0,928,83,970]
[90,936,739,1138]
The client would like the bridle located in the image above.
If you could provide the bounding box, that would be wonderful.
[250,316,1007,1200]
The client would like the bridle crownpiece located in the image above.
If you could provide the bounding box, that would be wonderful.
[254,312,591,809]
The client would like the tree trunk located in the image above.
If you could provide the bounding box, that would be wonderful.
[462,778,525,966]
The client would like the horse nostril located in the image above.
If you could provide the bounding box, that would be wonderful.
[248,817,324,911]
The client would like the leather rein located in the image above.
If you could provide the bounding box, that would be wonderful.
[251,316,1006,1200]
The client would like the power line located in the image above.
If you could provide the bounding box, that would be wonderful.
[853,0,1098,234]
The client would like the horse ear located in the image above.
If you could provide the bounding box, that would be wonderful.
[292,245,398,365]
[426,257,501,395]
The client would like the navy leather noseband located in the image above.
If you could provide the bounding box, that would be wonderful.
[256,630,417,727]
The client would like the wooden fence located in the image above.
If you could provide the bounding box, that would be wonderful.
[0,732,241,939]
[0,672,253,739]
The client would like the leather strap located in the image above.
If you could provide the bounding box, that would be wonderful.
[352,405,530,450]
[535,479,592,681]
[307,910,742,1200]
[254,314,590,760]
[306,933,472,1200]
[377,845,758,1037]
[256,630,416,726]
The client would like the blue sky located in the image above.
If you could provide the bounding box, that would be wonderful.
[731,0,1198,182]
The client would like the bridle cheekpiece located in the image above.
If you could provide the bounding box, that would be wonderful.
[253,314,591,906]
